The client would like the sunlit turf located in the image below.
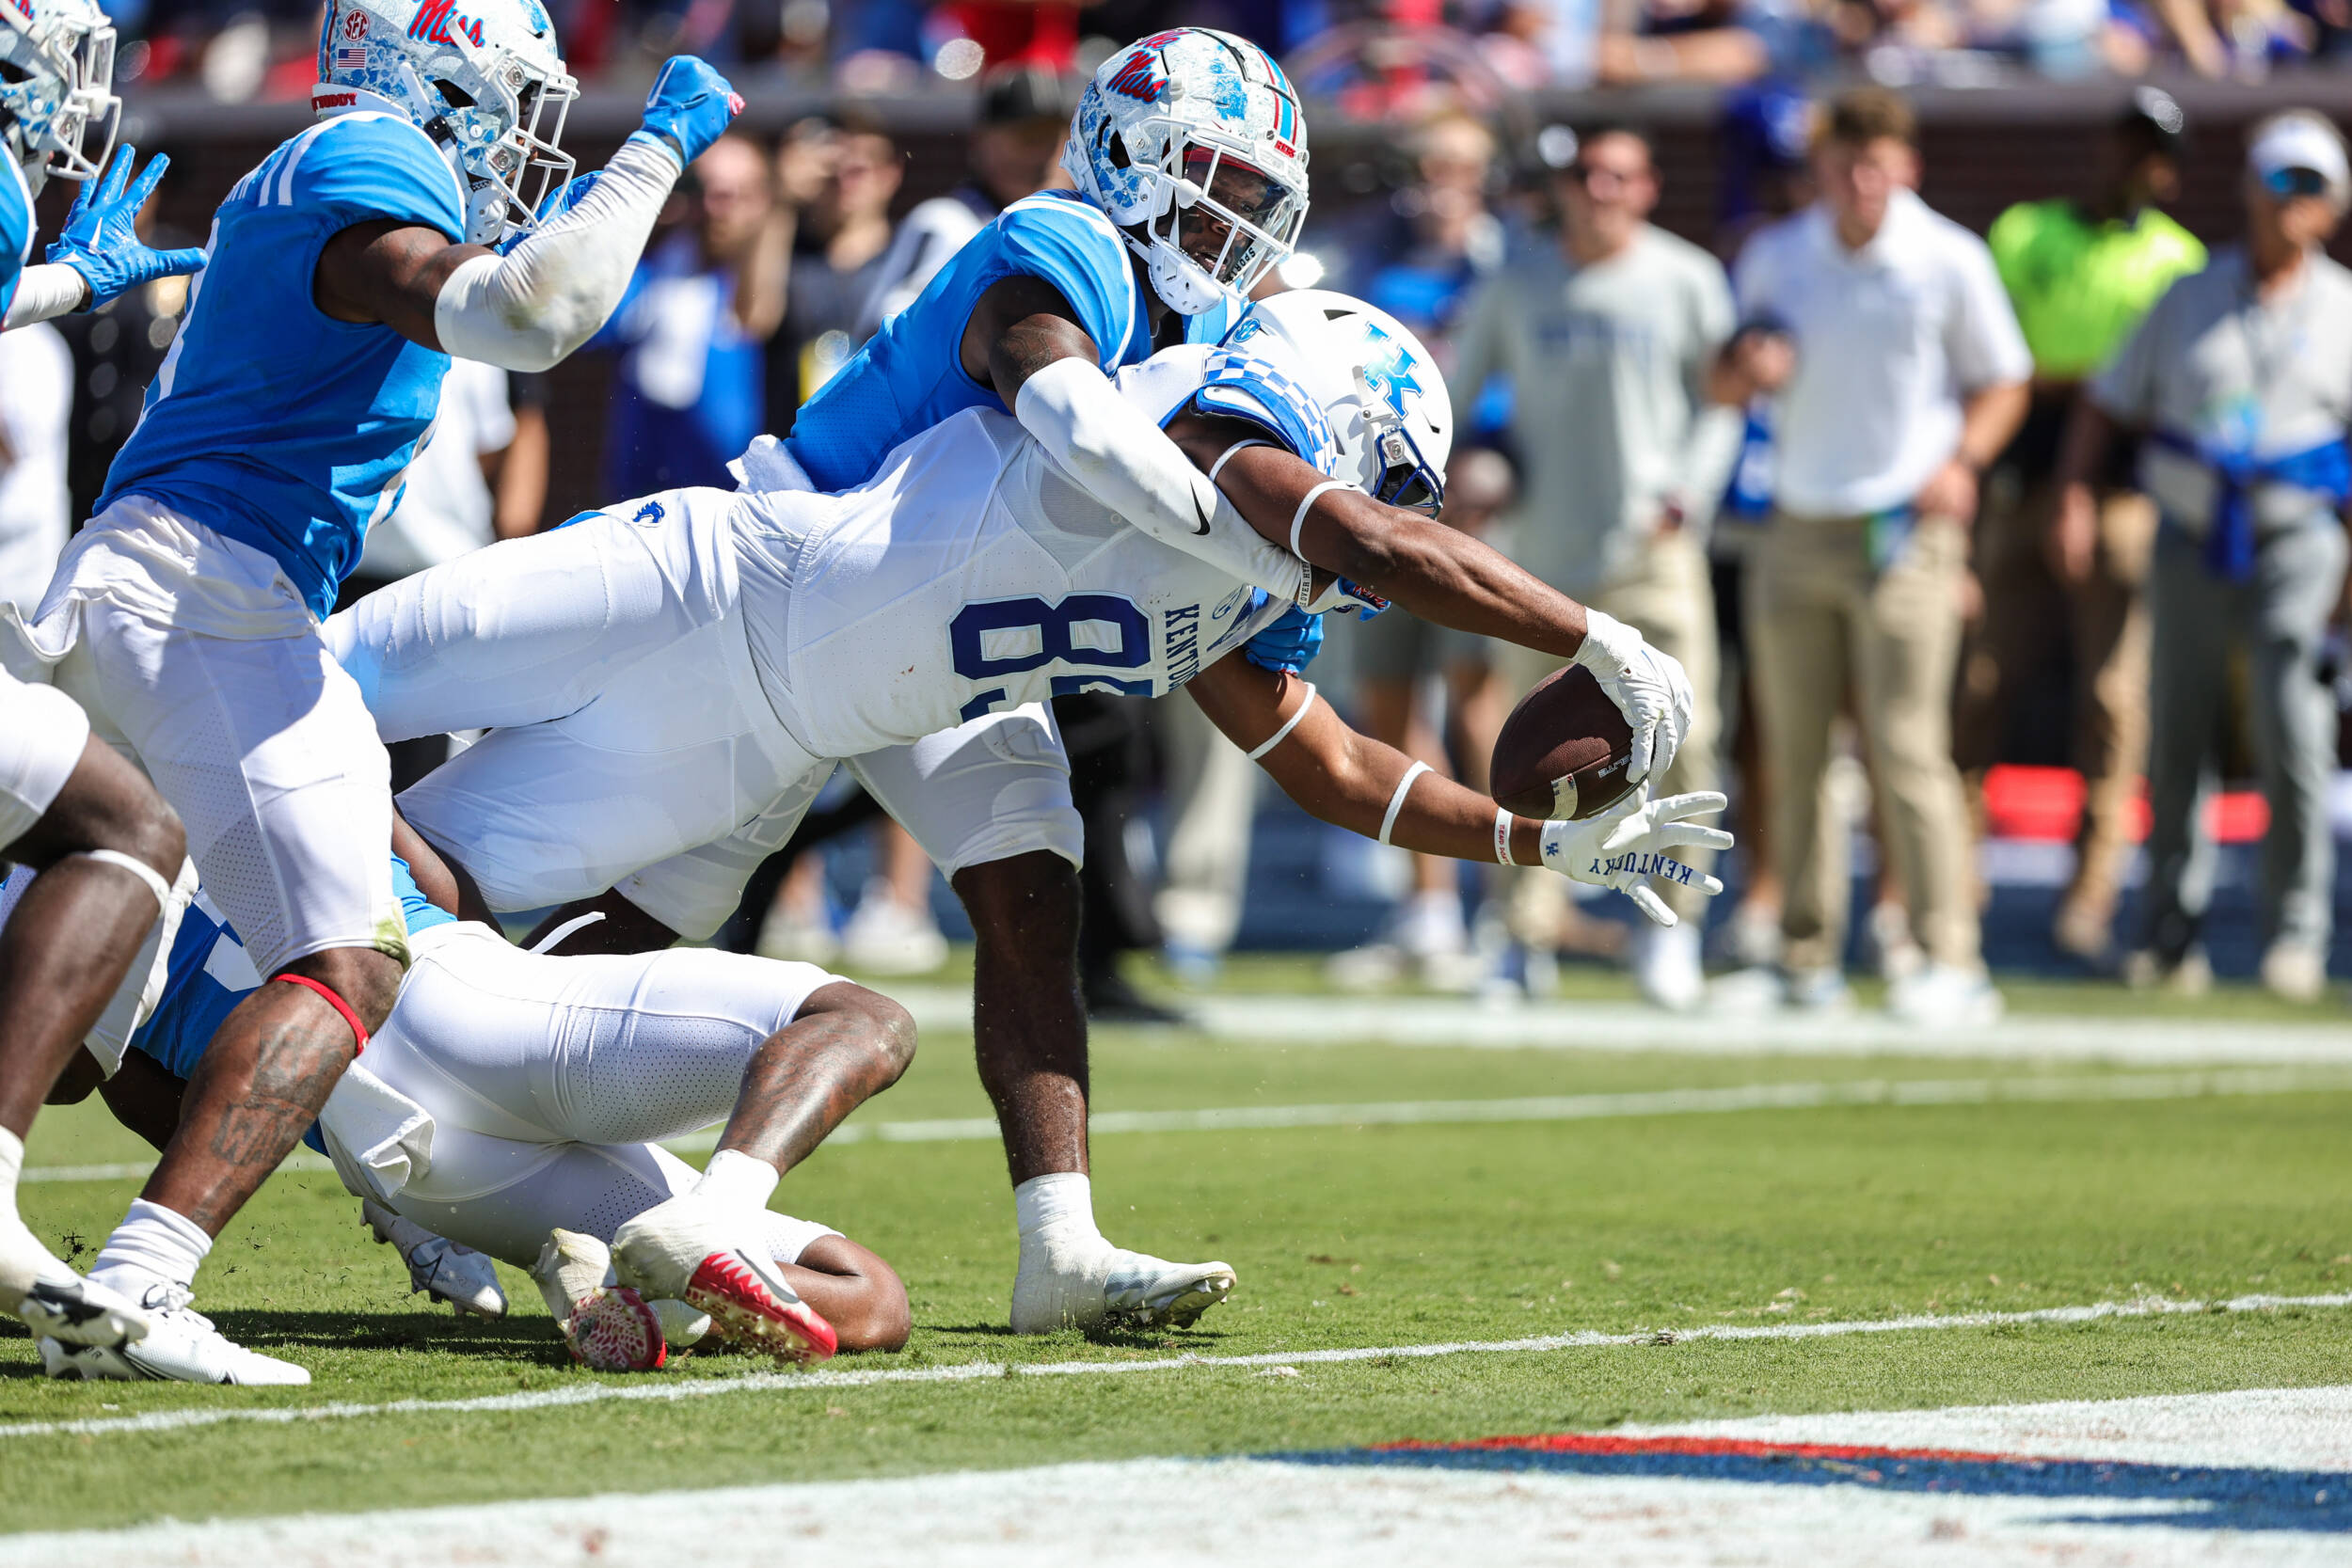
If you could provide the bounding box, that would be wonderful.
[4,961,2349,1534]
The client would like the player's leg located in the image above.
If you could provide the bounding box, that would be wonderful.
[850,712,1235,1332]
[51,603,403,1386]
[379,922,907,1361]
[0,677,188,1345]
[323,490,740,743]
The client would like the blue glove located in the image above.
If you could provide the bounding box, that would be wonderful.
[636,56,743,166]
[45,146,207,310]
[499,171,601,254]
[1243,604,1325,674]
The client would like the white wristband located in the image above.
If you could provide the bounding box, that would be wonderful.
[1288,481,1347,560]
[1244,681,1317,761]
[1494,806,1516,866]
[1208,439,1273,486]
[1377,761,1432,847]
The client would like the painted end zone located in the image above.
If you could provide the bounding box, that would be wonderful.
[1285,1432,2352,1534]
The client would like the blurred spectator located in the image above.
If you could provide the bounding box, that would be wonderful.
[2060,111,2352,1002]
[1152,690,1259,986]
[1326,450,1515,990]
[1058,690,1183,1022]
[0,324,72,613]
[1322,111,1505,371]
[1450,124,1742,1009]
[1960,87,2204,967]
[859,66,1073,334]
[1710,81,1816,972]
[339,361,550,789]
[771,117,905,420]
[598,134,786,495]
[1721,87,2029,1022]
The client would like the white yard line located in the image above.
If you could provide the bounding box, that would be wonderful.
[30,1068,2348,1181]
[886,985,2352,1065]
[0,1289,2344,1444]
[6,1386,2348,1567]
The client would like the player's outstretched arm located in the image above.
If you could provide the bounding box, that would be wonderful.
[968,275,1310,598]
[4,146,207,331]
[315,56,740,372]
[1186,657,1730,927]
[1167,412,1694,785]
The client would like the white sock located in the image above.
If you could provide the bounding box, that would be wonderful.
[0,1127,24,1221]
[1014,1171,1104,1244]
[0,1128,73,1292]
[91,1198,212,1295]
[692,1148,780,1211]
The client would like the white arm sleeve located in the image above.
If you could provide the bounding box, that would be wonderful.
[432,132,682,373]
[1014,356,1307,601]
[2,264,87,331]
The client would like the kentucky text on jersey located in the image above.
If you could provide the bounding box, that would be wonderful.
[95,111,466,618]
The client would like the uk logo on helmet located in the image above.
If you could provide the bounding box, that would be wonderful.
[1358,324,1425,420]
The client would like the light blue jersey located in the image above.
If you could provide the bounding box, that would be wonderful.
[0,158,32,324]
[786,189,1230,492]
[97,111,467,618]
[129,855,445,1085]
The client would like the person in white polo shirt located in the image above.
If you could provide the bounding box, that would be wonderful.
[2057,111,2352,1003]
[1719,88,2030,1022]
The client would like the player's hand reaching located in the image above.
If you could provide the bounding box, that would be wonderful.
[45,146,207,311]
[1569,610,1692,786]
[1539,789,1732,927]
[637,56,745,166]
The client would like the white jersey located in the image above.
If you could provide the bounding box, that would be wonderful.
[740,344,1326,760]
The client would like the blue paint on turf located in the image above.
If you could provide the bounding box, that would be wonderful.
[1270,1434,2352,1534]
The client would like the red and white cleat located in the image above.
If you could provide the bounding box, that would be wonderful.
[612,1197,837,1366]
[530,1228,667,1373]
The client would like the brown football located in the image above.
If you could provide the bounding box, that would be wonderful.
[1489,664,1637,821]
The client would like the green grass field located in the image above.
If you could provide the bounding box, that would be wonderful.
[4,958,2350,1538]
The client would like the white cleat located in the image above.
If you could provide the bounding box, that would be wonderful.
[4,1212,149,1349]
[1012,1230,1236,1334]
[363,1199,506,1319]
[40,1282,309,1385]
[611,1196,836,1365]
[528,1228,665,1373]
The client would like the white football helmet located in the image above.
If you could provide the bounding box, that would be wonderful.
[1062,27,1310,316]
[0,0,118,195]
[312,0,577,245]
[1231,289,1453,516]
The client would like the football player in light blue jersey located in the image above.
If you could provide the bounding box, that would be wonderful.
[327,290,1724,1334]
[21,829,918,1382]
[16,0,751,1386]
[2,0,204,332]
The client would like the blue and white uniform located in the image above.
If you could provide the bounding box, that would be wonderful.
[0,158,33,325]
[5,851,849,1270]
[327,338,1331,938]
[780,190,1230,494]
[24,109,468,976]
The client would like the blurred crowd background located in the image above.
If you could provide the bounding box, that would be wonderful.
[10,15,2352,1020]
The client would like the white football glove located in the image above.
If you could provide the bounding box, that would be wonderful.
[1539,790,1734,927]
[1570,610,1695,786]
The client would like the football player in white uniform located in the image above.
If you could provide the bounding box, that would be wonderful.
[25,824,913,1380]
[327,292,1726,1331]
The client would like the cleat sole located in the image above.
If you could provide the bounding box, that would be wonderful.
[18,1282,149,1350]
[681,1255,837,1366]
[564,1287,668,1373]
[1106,1267,1236,1330]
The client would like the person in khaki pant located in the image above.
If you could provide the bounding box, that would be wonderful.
[1448,125,1744,1008]
[1959,90,2203,963]
[1722,88,2031,1022]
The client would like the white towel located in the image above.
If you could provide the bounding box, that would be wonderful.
[319,1059,436,1203]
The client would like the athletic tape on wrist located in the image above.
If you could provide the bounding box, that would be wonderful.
[1244,681,1317,761]
[268,973,370,1053]
[1208,439,1274,487]
[1378,761,1432,847]
[72,849,172,911]
[1494,806,1516,866]
[1288,481,1347,560]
